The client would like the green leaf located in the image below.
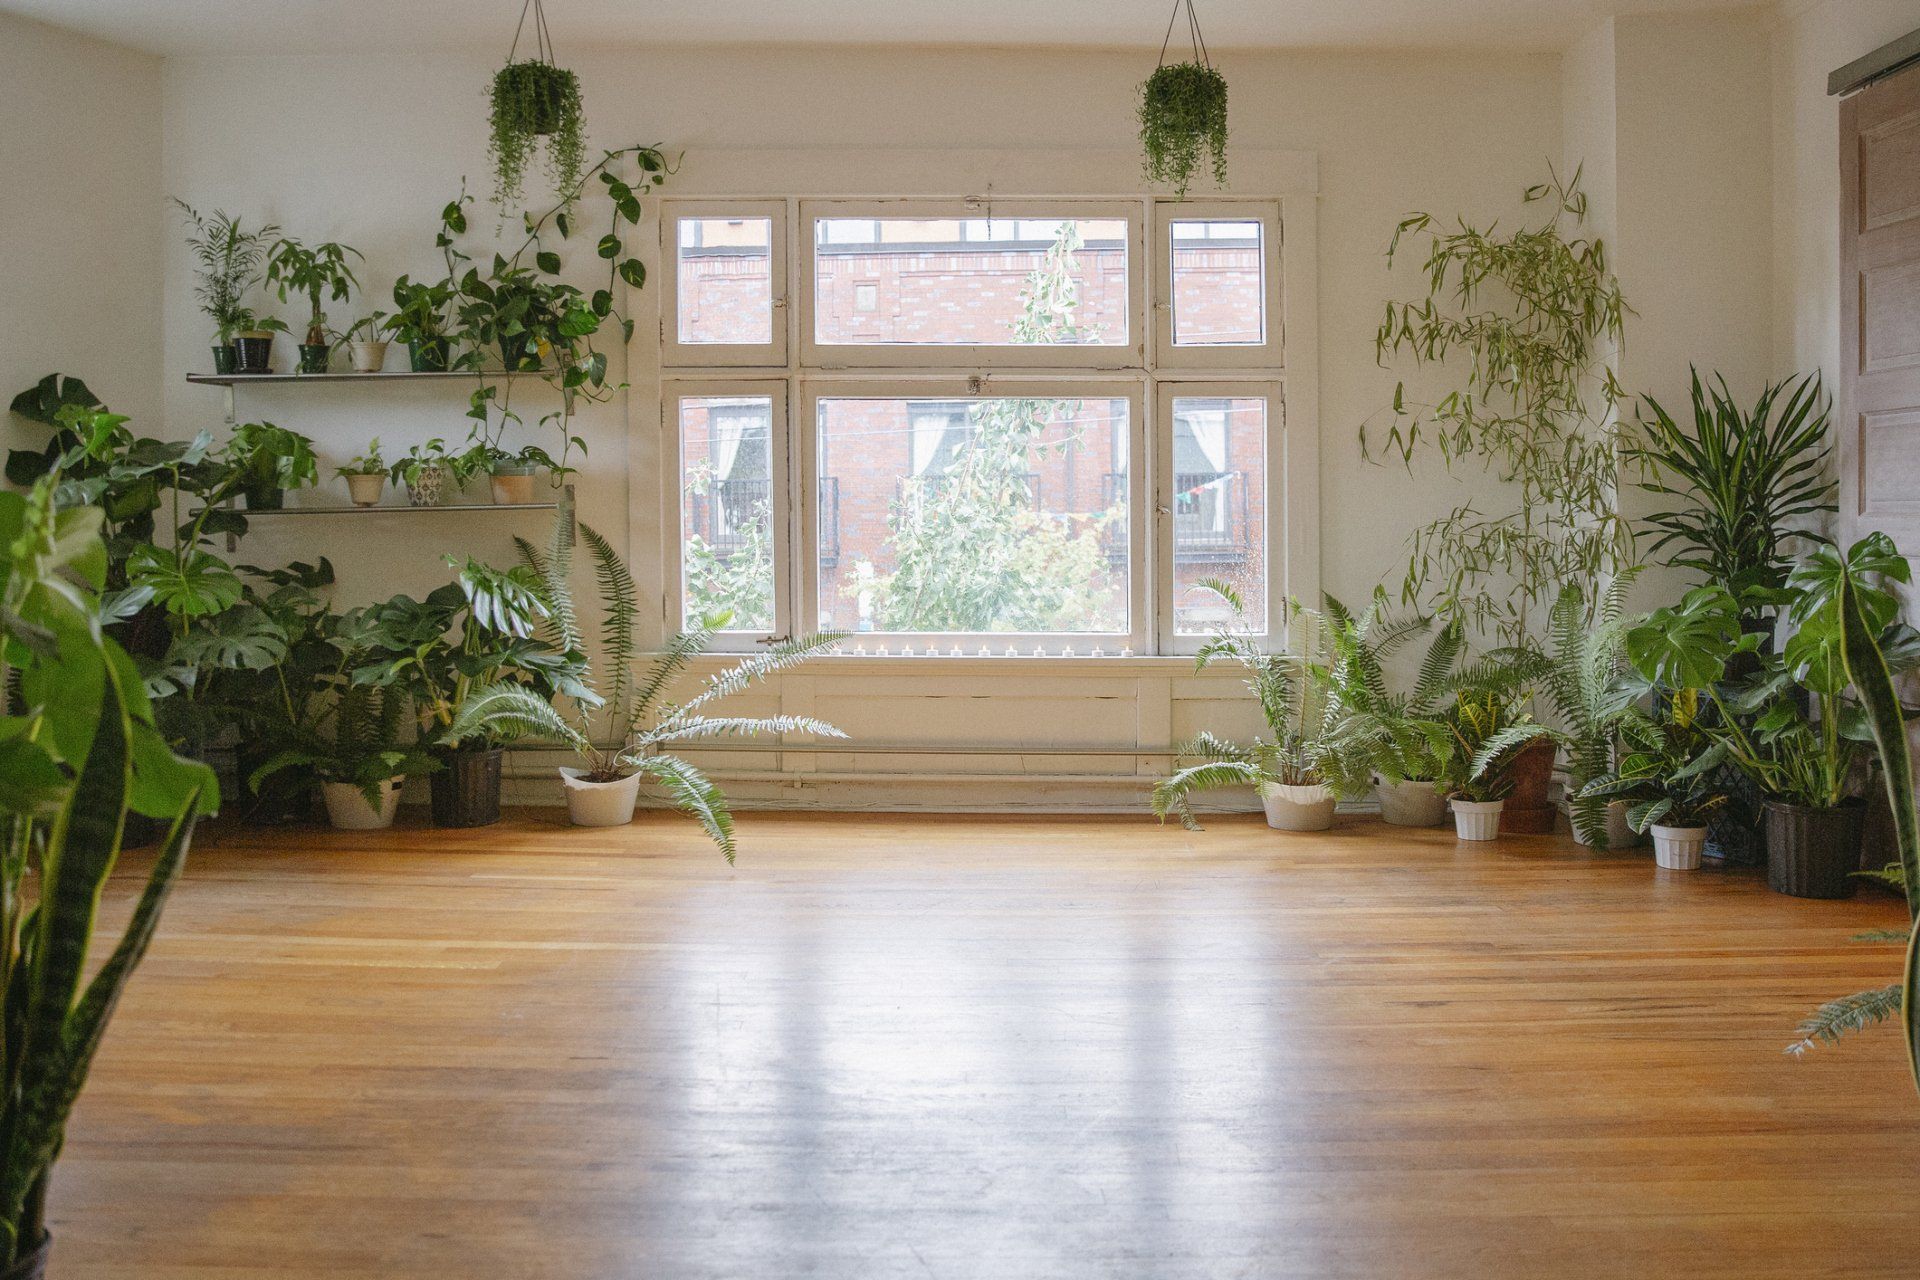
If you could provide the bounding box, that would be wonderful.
[617,258,646,289]
[597,235,621,260]
[535,250,561,274]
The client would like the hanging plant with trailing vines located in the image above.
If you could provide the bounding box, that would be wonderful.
[1138,0,1228,199]
[488,0,586,213]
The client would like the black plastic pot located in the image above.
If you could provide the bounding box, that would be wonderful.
[430,747,503,828]
[499,332,535,370]
[297,343,330,374]
[242,483,284,510]
[211,344,237,375]
[408,338,451,372]
[4,1234,49,1280]
[1765,799,1865,899]
[233,334,274,374]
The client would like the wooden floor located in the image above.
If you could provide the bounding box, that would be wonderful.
[53,811,1920,1278]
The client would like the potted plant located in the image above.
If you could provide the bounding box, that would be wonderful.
[459,441,570,505]
[1539,578,1641,848]
[337,439,388,507]
[341,310,395,372]
[391,275,459,371]
[390,438,469,507]
[224,420,318,510]
[228,307,286,375]
[175,199,279,375]
[488,43,585,212]
[250,678,437,831]
[1153,585,1369,832]
[1579,691,1728,870]
[0,473,219,1279]
[448,521,845,839]
[1431,670,1553,841]
[265,234,363,374]
[1137,2,1228,199]
[354,558,589,828]
[1320,592,1462,827]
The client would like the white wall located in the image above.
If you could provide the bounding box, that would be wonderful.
[1773,0,1920,383]
[0,12,163,427]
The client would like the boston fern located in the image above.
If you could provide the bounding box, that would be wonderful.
[1320,591,1462,787]
[1539,575,1639,845]
[446,518,845,860]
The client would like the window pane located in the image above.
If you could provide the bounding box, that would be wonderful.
[680,396,775,631]
[1172,397,1268,634]
[677,218,773,345]
[813,217,1128,346]
[1171,220,1264,346]
[816,396,1130,635]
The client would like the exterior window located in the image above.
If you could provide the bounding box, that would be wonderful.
[680,395,776,632]
[1171,396,1269,634]
[816,396,1131,637]
[1170,220,1264,346]
[811,215,1130,348]
[676,217,773,345]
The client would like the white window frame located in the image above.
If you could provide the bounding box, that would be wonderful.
[660,199,789,367]
[1152,200,1284,370]
[1155,380,1287,654]
[664,378,792,649]
[801,377,1149,654]
[797,199,1147,370]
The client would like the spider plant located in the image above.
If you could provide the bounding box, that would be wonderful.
[444,518,845,859]
[1152,582,1370,829]
[1627,369,1835,618]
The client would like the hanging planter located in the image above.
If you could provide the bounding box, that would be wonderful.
[488,0,585,213]
[1139,0,1228,200]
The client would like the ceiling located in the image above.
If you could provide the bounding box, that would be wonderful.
[1,0,1770,58]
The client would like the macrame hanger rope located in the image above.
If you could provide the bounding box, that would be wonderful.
[508,0,556,65]
[1156,0,1212,71]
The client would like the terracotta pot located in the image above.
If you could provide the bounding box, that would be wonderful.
[349,340,389,373]
[1258,782,1336,831]
[1451,798,1503,841]
[1765,799,1865,899]
[490,471,537,504]
[1499,737,1558,834]
[561,768,642,827]
[344,472,385,507]
[1651,824,1707,871]
[322,779,402,830]
[1376,778,1447,827]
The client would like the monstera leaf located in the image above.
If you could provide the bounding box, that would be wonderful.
[167,604,289,671]
[1624,586,1749,690]
[127,544,242,620]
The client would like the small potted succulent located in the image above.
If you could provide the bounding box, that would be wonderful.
[390,438,466,507]
[337,439,388,507]
[341,310,395,372]
[391,275,459,372]
[265,234,363,375]
[224,420,319,510]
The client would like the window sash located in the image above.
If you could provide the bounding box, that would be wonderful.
[1151,199,1284,371]
[797,199,1148,370]
[661,199,789,368]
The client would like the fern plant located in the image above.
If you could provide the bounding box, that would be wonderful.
[445,518,845,860]
[1539,575,1639,844]
[1320,590,1463,787]
[1577,688,1728,833]
[1152,583,1371,829]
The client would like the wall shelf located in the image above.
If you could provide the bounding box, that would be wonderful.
[186,370,548,386]
[238,501,565,517]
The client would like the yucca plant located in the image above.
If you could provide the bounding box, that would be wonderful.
[1539,575,1640,845]
[445,518,845,859]
[1320,590,1463,787]
[1784,543,1919,1089]
[1152,583,1371,829]
[1627,369,1835,615]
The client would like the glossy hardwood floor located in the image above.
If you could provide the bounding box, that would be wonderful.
[54,811,1920,1278]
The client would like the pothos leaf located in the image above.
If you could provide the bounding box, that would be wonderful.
[618,258,646,289]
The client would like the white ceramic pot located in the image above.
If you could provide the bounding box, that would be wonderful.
[322,778,402,830]
[1259,781,1336,832]
[1451,798,1504,841]
[405,463,446,507]
[1376,778,1448,827]
[490,471,537,504]
[344,472,385,507]
[349,340,389,373]
[561,767,642,827]
[1650,824,1707,870]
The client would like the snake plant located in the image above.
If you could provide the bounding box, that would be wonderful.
[446,518,845,860]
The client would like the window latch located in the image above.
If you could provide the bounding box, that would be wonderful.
[756,634,793,645]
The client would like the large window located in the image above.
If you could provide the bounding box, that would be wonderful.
[663,197,1285,654]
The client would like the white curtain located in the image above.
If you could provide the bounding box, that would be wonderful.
[712,405,752,481]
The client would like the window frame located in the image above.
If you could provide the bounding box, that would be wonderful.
[797,199,1148,370]
[800,376,1149,654]
[660,198,790,368]
[1152,199,1284,370]
[664,377,793,650]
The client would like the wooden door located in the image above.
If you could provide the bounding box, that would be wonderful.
[1840,64,1920,552]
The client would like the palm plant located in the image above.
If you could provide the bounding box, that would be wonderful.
[1320,590,1463,788]
[1152,583,1370,829]
[1627,369,1835,618]
[1539,576,1639,844]
[174,199,279,345]
[444,519,845,860]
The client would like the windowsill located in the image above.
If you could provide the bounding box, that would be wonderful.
[683,652,1236,676]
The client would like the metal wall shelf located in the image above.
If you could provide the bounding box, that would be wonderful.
[238,501,565,516]
[186,370,549,386]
